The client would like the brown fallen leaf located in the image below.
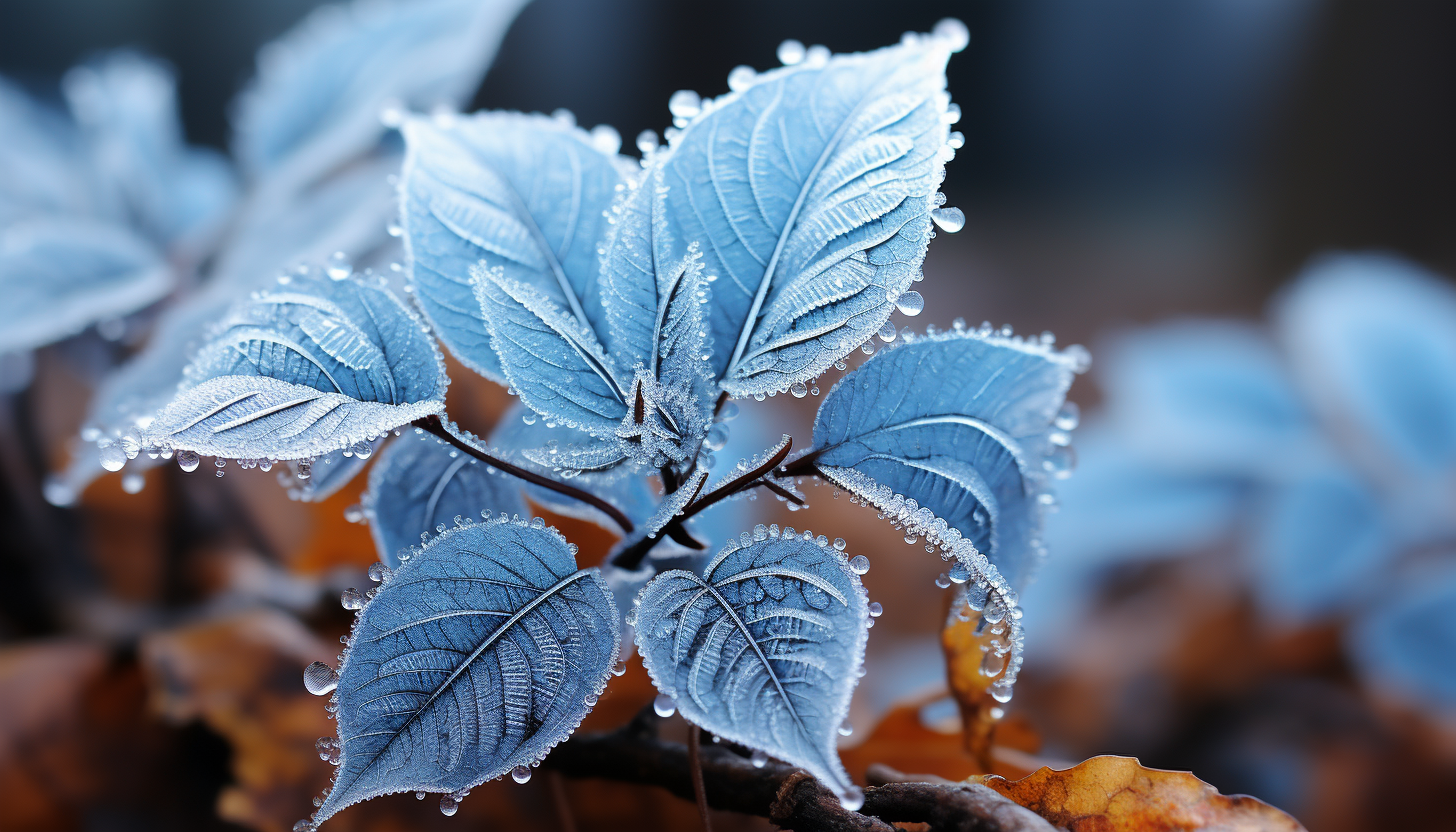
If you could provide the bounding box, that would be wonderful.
[942,593,1020,769]
[973,755,1308,832]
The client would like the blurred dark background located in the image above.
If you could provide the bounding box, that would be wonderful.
[4,1,1456,829]
[6,0,1456,346]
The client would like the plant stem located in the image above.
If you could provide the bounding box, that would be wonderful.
[410,415,635,535]
[687,726,713,832]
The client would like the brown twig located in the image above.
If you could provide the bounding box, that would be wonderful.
[411,415,634,535]
[687,726,713,832]
[546,722,1056,831]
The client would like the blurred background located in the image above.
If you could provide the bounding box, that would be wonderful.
[2,1,1455,831]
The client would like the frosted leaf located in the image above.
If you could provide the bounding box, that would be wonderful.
[634,533,867,806]
[311,517,618,826]
[400,111,629,382]
[626,32,957,397]
[362,429,527,567]
[807,327,1084,588]
[140,271,446,462]
[233,0,529,194]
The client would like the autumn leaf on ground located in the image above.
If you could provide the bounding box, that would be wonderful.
[973,755,1307,832]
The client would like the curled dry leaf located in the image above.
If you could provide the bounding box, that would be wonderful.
[973,755,1308,832]
[942,603,1016,769]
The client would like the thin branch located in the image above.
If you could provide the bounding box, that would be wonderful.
[411,415,634,535]
[682,436,793,519]
[688,726,714,832]
[546,723,1055,832]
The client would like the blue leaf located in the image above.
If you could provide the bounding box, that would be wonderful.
[1249,464,1393,621]
[1097,320,1313,477]
[0,75,95,218]
[0,217,170,354]
[1348,565,1456,710]
[310,516,618,825]
[363,429,528,567]
[808,328,1085,588]
[63,51,237,250]
[634,529,867,808]
[233,0,529,191]
[400,112,628,383]
[1277,253,1456,482]
[141,271,446,462]
[636,31,959,396]
[475,266,628,436]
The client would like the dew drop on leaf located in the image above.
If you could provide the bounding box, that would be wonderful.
[326,251,352,280]
[340,588,364,610]
[176,450,200,473]
[930,206,965,233]
[790,381,808,398]
[511,765,532,784]
[934,17,971,52]
[894,291,924,317]
[303,661,339,695]
[751,749,768,768]
[868,602,883,618]
[99,441,126,472]
[653,692,676,717]
[668,90,701,119]
[438,795,458,816]
[848,555,870,575]
[777,39,805,65]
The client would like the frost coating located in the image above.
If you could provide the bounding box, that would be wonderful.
[362,429,528,567]
[142,271,447,461]
[312,516,619,826]
[633,530,868,807]
[643,31,959,396]
[400,111,629,382]
[808,326,1085,588]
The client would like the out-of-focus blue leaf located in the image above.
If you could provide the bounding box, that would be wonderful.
[634,530,867,808]
[0,76,94,219]
[0,217,170,355]
[1249,464,1393,621]
[640,32,957,395]
[1277,254,1456,482]
[363,429,528,566]
[808,329,1084,588]
[1098,320,1313,477]
[1348,565,1456,711]
[53,155,402,501]
[141,271,445,461]
[312,516,618,824]
[400,112,627,382]
[233,0,529,192]
[63,51,237,251]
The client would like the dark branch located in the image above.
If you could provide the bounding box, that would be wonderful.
[546,723,1056,832]
[410,415,635,535]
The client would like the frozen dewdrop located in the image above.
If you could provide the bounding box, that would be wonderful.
[43,477,75,507]
[727,64,756,91]
[934,18,971,52]
[1055,401,1081,431]
[894,291,924,317]
[177,450,201,472]
[777,39,806,65]
[438,795,459,816]
[325,251,352,280]
[930,206,965,233]
[943,103,962,125]
[368,562,393,583]
[868,601,883,618]
[878,321,897,342]
[121,472,145,494]
[349,440,373,460]
[989,680,1014,704]
[935,573,952,589]
[832,538,847,551]
[840,786,865,812]
[653,692,676,717]
[805,44,830,66]
[668,89,701,120]
[1044,445,1076,479]
[849,555,870,575]
[790,381,808,398]
[751,749,769,768]
[837,721,854,737]
[293,821,315,832]
[947,131,965,150]
[552,108,576,126]
[590,124,621,155]
[511,764,533,784]
[98,441,126,472]
[303,662,339,695]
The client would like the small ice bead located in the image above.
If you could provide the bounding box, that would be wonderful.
[868,601,883,618]
[340,587,364,610]
[121,472,145,494]
[326,251,351,280]
[368,562,393,583]
[848,555,870,575]
[302,661,338,695]
[668,89,701,119]
[934,18,971,52]
[176,450,200,472]
[1054,401,1080,431]
[98,441,126,472]
[438,795,459,816]
[751,749,768,768]
[878,321,897,342]
[790,381,808,398]
[777,39,806,65]
[511,765,532,784]
[989,680,1014,703]
[930,206,965,233]
[833,538,846,551]
[727,64,756,91]
[839,786,865,812]
[894,291,924,317]
[590,124,621,155]
[635,129,659,155]
[653,692,676,718]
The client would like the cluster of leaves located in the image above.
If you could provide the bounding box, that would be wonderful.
[1036,253,1456,714]
[0,1,1103,828]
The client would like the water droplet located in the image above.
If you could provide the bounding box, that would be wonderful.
[635,129,659,155]
[980,650,1008,677]
[727,64,756,91]
[668,90,701,119]
[839,786,865,812]
[894,291,924,317]
[935,573,952,589]
[944,102,962,124]
[43,478,75,507]
[777,39,806,65]
[511,764,532,784]
[350,440,373,460]
[878,322,897,342]
[340,588,364,610]
[789,381,808,398]
[416,791,427,800]
[868,601,883,618]
[1054,401,1080,431]
[98,441,126,472]
[438,795,458,816]
[344,504,365,523]
[751,749,768,768]
[653,692,676,718]
[590,124,621,155]
[303,661,338,695]
[612,660,627,677]
[1044,445,1076,479]
[930,207,965,233]
[989,680,1014,703]
[848,555,870,575]
[832,538,846,551]
[326,251,352,280]
[933,18,971,52]
[584,691,599,705]
[293,821,315,832]
[177,450,200,473]
[522,412,537,426]
[837,721,854,736]
[368,562,393,583]
[719,401,740,420]
[121,472,145,494]
[705,423,729,451]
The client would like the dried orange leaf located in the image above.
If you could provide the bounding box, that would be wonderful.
[973,755,1307,832]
